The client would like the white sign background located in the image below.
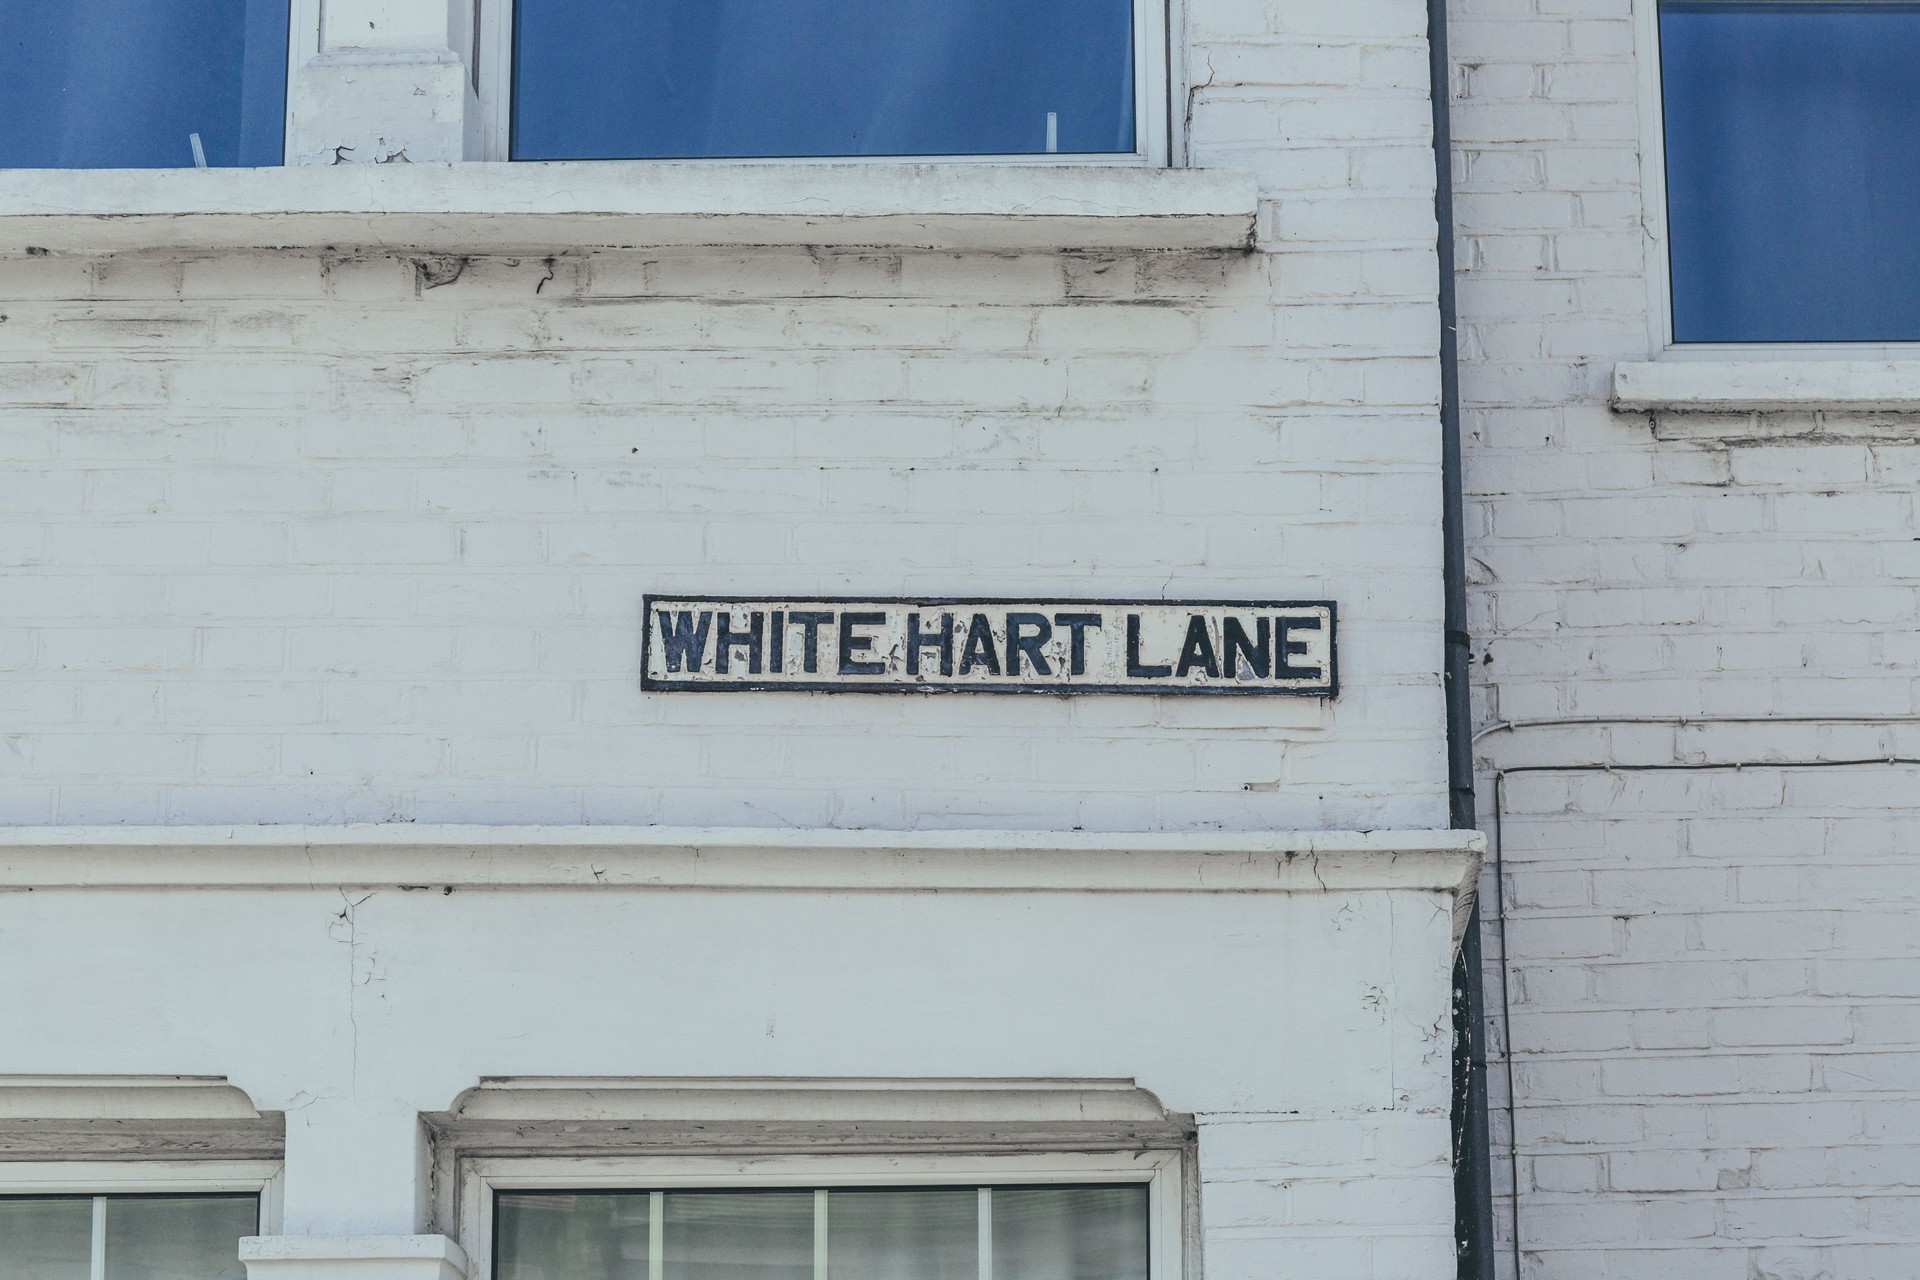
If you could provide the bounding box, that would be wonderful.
[643,597,1337,696]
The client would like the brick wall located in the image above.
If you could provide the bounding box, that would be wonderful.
[1450,0,1920,1274]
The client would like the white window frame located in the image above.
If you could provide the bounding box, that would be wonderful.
[465,0,1177,166]
[284,0,322,162]
[1633,0,1920,361]
[0,1160,284,1267]
[458,1151,1184,1280]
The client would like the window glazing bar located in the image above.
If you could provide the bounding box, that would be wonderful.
[977,1188,993,1280]
[89,1197,106,1280]
[649,1191,664,1280]
[813,1190,830,1280]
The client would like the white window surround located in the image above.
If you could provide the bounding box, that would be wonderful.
[0,1084,282,1256]
[465,0,1175,167]
[458,1152,1184,1280]
[0,0,1210,255]
[1627,0,1920,405]
[0,1159,283,1226]
[423,1076,1195,1253]
[0,1074,284,1162]
[304,0,1184,167]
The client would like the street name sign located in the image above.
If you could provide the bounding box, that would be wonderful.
[643,596,1336,696]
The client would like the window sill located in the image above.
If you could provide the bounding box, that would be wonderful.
[1613,359,1920,413]
[0,162,1257,254]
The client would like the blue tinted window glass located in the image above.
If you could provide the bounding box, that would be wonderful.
[0,0,289,169]
[511,0,1136,160]
[1661,1,1920,342]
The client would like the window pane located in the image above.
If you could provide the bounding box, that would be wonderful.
[101,1195,256,1280]
[993,1187,1148,1280]
[511,0,1136,159]
[1660,1,1920,342]
[0,0,290,168]
[496,1192,651,1280]
[0,1198,92,1280]
[662,1192,814,1280]
[827,1190,975,1280]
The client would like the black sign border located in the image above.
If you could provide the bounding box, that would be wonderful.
[642,596,1338,697]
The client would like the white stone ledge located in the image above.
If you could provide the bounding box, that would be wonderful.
[0,824,1482,895]
[1613,360,1920,413]
[241,1235,467,1280]
[0,163,1258,254]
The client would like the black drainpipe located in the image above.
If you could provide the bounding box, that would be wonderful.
[1428,0,1497,1275]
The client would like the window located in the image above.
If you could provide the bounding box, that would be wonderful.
[496,0,1166,162]
[0,0,290,169]
[0,1194,259,1280]
[496,1185,1148,1280]
[1657,1,1920,343]
[458,1152,1184,1280]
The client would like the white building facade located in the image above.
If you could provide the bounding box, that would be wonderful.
[0,1,1479,1279]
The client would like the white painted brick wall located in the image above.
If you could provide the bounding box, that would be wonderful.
[1200,1111,1457,1276]
[0,1,1451,833]
[1451,0,1920,1274]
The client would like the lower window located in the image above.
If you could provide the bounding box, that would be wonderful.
[497,1184,1147,1280]
[0,1194,259,1280]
